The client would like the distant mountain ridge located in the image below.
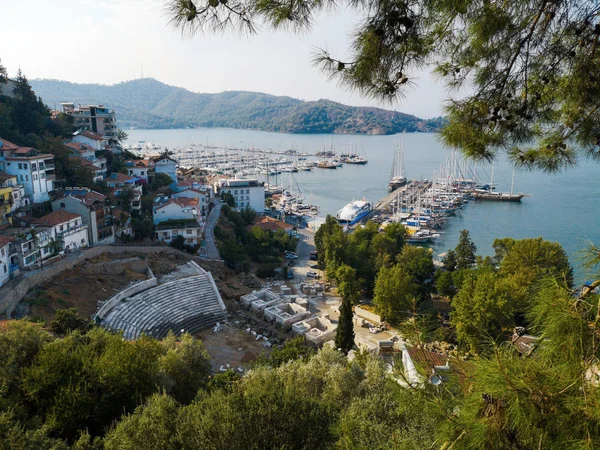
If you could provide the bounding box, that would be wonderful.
[30,78,446,134]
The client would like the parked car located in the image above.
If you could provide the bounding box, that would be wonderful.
[310,250,318,256]
[285,254,298,260]
[306,271,321,278]
[287,270,294,279]
[309,255,318,261]
[310,264,319,269]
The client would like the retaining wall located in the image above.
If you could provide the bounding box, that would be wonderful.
[354,306,382,325]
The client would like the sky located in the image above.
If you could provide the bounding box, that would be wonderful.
[1,0,450,118]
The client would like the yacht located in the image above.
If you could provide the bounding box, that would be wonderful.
[336,200,372,225]
[389,141,407,191]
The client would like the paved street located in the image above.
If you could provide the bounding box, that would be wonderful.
[201,201,223,260]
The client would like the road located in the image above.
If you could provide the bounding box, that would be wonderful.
[201,201,223,260]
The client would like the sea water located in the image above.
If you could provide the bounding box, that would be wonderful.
[127,128,600,282]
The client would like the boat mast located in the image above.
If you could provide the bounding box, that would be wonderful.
[510,168,515,196]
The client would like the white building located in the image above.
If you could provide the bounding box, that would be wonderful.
[153,198,201,225]
[216,175,265,212]
[153,155,177,185]
[172,188,207,214]
[0,236,16,287]
[72,130,107,151]
[0,140,55,204]
[155,221,203,246]
[125,159,153,182]
[31,210,89,254]
[52,188,114,245]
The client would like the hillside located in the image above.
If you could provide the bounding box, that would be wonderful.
[30,78,445,134]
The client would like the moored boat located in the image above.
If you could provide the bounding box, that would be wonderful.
[336,199,372,225]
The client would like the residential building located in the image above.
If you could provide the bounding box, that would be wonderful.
[153,155,177,185]
[172,188,207,214]
[63,104,118,147]
[108,185,142,214]
[30,210,89,253]
[105,172,137,188]
[252,216,295,235]
[153,197,201,225]
[52,188,114,245]
[64,141,107,175]
[216,175,265,212]
[0,140,55,203]
[0,172,26,222]
[7,226,54,269]
[72,130,106,151]
[125,159,152,182]
[155,220,203,246]
[68,155,104,183]
[0,236,17,287]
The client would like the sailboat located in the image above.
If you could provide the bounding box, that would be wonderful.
[340,137,369,164]
[473,166,531,202]
[388,140,407,191]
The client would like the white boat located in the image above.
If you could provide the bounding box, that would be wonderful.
[336,199,372,225]
[389,140,407,191]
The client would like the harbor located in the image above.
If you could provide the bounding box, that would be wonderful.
[125,128,600,271]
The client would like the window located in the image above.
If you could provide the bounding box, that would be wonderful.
[41,172,45,179]
[3,264,6,274]
[141,171,145,175]
[33,174,37,181]
[1,248,4,257]
[59,225,64,232]
[246,189,249,194]
[25,175,28,181]
[20,175,23,182]
[186,229,192,235]
[31,163,37,171]
[240,201,244,207]
[234,189,238,195]
[60,202,65,208]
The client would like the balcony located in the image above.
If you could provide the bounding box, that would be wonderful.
[57,224,87,239]
[44,163,55,170]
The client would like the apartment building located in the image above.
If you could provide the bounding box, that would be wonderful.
[52,188,114,245]
[0,139,55,203]
[63,103,119,147]
[216,175,265,212]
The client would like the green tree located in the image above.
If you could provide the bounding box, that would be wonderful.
[49,309,91,336]
[443,249,457,272]
[103,393,179,450]
[150,173,173,191]
[220,191,235,207]
[116,128,129,143]
[335,264,359,354]
[169,0,600,172]
[455,229,477,270]
[396,245,435,295]
[450,269,515,352]
[132,216,154,240]
[373,265,418,323]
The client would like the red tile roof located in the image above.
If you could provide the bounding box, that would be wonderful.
[31,210,81,227]
[107,172,135,184]
[157,197,199,209]
[0,171,15,183]
[407,347,448,372]
[0,139,19,150]
[126,159,151,168]
[77,131,104,141]
[64,141,96,153]
[0,235,15,247]
[252,216,294,232]
[69,155,102,170]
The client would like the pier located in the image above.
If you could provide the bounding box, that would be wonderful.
[373,180,432,213]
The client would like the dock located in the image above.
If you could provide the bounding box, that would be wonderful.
[373,180,432,213]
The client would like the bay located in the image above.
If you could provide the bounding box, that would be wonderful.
[126,128,600,281]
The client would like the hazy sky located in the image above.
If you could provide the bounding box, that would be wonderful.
[1,0,450,118]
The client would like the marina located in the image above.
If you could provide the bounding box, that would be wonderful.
[125,129,600,277]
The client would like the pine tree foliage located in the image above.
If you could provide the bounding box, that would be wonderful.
[167,0,600,171]
[455,229,477,270]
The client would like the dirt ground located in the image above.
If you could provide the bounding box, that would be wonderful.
[23,266,148,322]
[196,324,272,371]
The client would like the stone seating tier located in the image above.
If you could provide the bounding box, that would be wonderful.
[103,274,225,340]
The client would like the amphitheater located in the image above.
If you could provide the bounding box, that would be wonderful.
[96,261,226,340]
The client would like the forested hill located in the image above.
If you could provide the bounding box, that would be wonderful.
[30,78,445,134]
